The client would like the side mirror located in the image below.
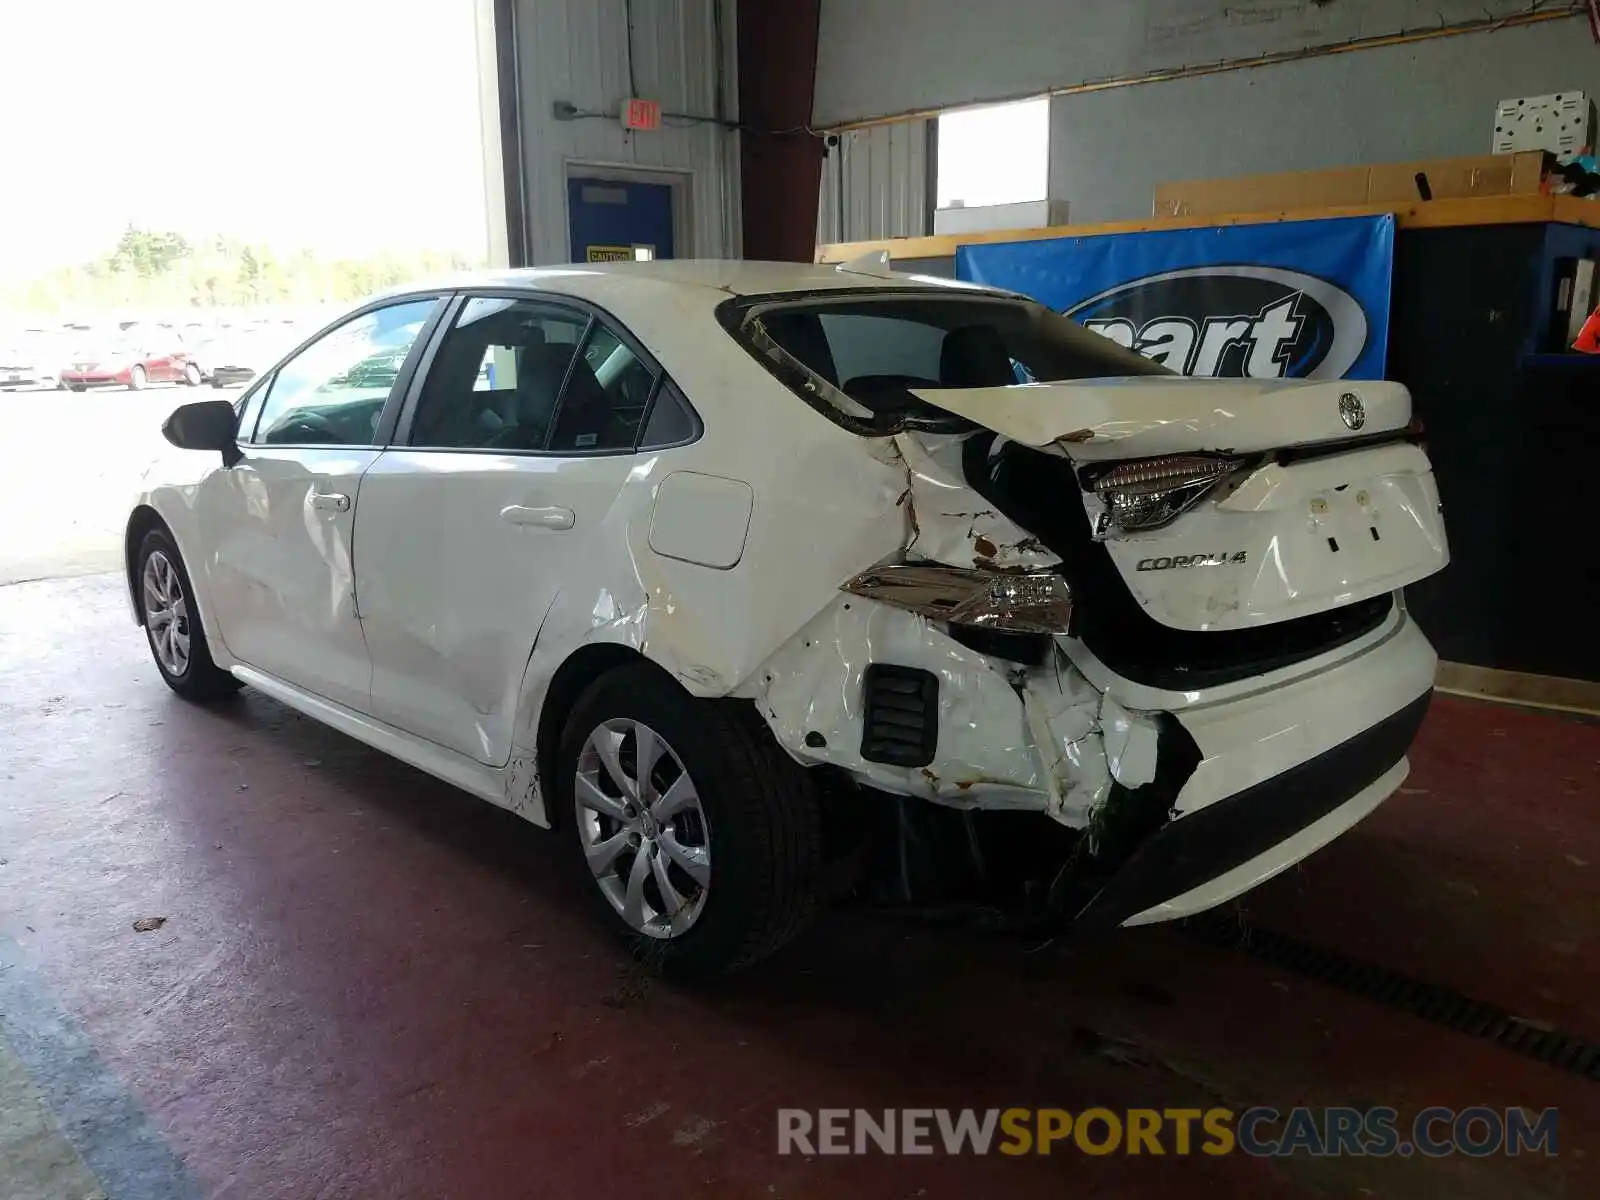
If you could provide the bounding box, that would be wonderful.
[162,399,242,468]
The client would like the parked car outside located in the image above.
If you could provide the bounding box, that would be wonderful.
[193,326,305,388]
[0,330,64,390]
[125,261,1450,978]
[63,330,202,391]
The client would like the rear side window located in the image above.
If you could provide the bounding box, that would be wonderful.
[639,380,697,448]
[721,292,1170,435]
[407,297,668,454]
[407,297,589,450]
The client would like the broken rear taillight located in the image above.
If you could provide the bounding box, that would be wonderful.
[842,563,1073,634]
[1080,453,1245,539]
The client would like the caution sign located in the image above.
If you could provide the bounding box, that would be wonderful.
[586,245,635,263]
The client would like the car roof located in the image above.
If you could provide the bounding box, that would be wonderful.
[378,259,1000,305]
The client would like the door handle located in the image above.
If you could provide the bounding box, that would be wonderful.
[310,491,351,512]
[500,504,574,530]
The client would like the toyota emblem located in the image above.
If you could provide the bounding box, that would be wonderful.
[1338,392,1366,431]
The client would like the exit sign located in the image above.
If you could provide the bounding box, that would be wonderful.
[622,97,661,132]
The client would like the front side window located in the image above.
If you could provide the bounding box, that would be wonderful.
[723,291,1170,435]
[252,299,436,446]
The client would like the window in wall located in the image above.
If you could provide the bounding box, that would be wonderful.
[936,96,1050,209]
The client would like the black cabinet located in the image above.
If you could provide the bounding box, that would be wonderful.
[1391,222,1600,681]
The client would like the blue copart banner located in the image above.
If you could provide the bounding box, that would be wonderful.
[956,215,1395,380]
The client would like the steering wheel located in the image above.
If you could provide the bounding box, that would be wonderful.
[266,410,339,444]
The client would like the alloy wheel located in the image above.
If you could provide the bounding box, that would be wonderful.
[142,550,191,677]
[574,719,711,939]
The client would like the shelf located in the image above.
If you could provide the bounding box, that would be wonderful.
[1520,353,1600,372]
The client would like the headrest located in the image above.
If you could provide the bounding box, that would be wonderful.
[940,324,1014,388]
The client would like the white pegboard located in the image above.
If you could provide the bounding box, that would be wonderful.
[1493,92,1595,155]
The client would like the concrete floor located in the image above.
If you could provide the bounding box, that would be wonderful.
[1,572,1596,1198]
[0,385,239,586]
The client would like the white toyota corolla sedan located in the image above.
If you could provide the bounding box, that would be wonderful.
[126,259,1449,976]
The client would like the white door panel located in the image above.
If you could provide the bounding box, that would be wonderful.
[352,450,636,765]
[200,447,379,710]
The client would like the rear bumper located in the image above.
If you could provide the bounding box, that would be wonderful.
[1077,687,1431,930]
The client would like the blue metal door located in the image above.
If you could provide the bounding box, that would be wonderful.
[567,176,676,262]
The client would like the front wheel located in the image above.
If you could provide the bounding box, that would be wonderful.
[136,528,241,701]
[182,363,202,386]
[127,365,146,391]
[555,664,821,978]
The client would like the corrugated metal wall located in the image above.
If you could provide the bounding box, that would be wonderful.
[813,0,1570,127]
[810,1,1596,234]
[816,120,930,245]
[511,0,740,263]
[1048,17,1600,224]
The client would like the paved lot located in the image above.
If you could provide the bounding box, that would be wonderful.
[0,383,242,585]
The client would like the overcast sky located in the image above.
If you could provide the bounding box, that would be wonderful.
[0,0,489,274]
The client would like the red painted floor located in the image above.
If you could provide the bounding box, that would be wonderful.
[1,573,1595,1198]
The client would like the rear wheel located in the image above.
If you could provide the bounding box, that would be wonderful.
[127,365,146,391]
[555,664,821,978]
[67,383,86,392]
[182,362,202,386]
[136,528,240,701]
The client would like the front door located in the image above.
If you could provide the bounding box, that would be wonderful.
[352,293,664,764]
[140,340,174,382]
[567,175,676,263]
[197,297,441,711]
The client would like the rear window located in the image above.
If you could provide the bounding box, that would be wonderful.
[720,291,1170,435]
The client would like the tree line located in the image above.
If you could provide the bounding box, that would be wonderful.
[3,226,483,314]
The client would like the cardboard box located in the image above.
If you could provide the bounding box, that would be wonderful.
[1153,151,1547,218]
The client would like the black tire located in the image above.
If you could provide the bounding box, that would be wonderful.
[554,663,821,979]
[68,383,86,392]
[128,365,146,391]
[135,527,241,701]
[182,362,202,386]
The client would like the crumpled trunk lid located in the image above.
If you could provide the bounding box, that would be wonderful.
[910,375,1413,460]
[914,376,1449,634]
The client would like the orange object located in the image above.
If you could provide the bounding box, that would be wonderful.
[1576,306,1600,354]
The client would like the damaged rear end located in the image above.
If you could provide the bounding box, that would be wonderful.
[722,283,1448,929]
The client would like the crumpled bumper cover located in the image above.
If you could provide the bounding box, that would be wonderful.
[1073,690,1433,930]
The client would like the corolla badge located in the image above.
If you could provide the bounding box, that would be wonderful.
[1065,265,1369,380]
[1339,391,1366,430]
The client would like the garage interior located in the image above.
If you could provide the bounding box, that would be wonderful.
[3,1,1599,1197]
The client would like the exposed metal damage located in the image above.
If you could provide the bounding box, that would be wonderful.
[744,424,1163,836]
